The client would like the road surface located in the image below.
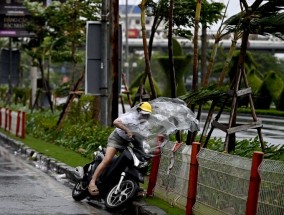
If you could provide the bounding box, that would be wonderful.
[0,143,111,215]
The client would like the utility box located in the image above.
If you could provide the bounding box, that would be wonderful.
[0,48,20,85]
[85,21,122,95]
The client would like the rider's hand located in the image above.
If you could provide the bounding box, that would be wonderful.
[126,130,133,139]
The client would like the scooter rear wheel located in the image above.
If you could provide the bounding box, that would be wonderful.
[72,181,89,201]
[104,179,138,210]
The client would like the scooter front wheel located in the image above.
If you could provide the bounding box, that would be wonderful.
[105,179,138,210]
[72,181,89,201]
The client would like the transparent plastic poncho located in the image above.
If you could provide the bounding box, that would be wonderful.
[119,97,200,148]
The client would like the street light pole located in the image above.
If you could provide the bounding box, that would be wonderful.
[100,0,108,125]
[125,0,129,85]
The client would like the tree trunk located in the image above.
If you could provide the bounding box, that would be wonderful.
[168,0,176,98]
[139,1,157,100]
[200,24,207,85]
[218,31,240,86]
[192,0,202,92]
[39,55,53,112]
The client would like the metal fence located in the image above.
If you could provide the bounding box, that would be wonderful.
[152,142,284,215]
[154,141,190,209]
[193,148,251,215]
[257,160,284,215]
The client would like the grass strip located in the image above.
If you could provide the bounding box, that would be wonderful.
[144,196,186,215]
[1,129,91,167]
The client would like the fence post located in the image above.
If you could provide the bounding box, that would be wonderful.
[16,111,20,137]
[186,142,201,215]
[246,151,264,215]
[5,108,8,131]
[146,134,164,197]
[8,109,12,132]
[21,112,26,139]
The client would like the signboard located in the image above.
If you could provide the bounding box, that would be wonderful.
[0,0,42,37]
[0,14,33,37]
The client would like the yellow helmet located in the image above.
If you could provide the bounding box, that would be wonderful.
[137,102,152,114]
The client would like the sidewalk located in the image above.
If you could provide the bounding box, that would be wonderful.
[0,132,167,215]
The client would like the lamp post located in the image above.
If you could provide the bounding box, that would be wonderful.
[125,0,129,85]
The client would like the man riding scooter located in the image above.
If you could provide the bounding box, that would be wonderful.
[88,102,153,196]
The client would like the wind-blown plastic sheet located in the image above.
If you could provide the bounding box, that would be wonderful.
[120,97,199,147]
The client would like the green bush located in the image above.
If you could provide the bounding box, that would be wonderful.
[206,136,284,161]
[157,55,191,97]
[255,71,284,110]
[129,72,161,99]
[247,68,262,94]
[26,108,113,158]
[13,87,30,106]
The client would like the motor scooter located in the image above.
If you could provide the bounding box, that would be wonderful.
[72,137,153,211]
[72,97,200,211]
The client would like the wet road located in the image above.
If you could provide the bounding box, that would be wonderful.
[0,144,110,215]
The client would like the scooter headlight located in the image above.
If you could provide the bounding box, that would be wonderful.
[142,140,151,154]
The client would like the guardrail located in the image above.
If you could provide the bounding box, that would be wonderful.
[0,107,26,139]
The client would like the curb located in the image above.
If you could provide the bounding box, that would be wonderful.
[0,132,167,215]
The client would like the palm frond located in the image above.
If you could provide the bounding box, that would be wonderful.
[179,85,228,106]
[257,0,284,16]
[250,12,284,37]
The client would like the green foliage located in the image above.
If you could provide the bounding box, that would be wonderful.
[224,1,284,40]
[144,196,186,215]
[180,85,228,106]
[207,136,284,161]
[23,0,101,85]
[150,0,225,38]
[155,38,192,97]
[251,52,284,80]
[255,71,284,109]
[265,71,284,102]
[26,106,113,158]
[13,87,30,106]
[129,72,161,98]
[53,82,71,97]
[172,38,183,56]
[67,95,96,124]
[228,50,258,82]
[0,86,8,104]
[26,110,59,142]
[54,122,113,157]
[157,55,191,96]
[0,128,91,167]
[247,68,262,94]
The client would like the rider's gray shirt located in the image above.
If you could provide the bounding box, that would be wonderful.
[115,111,149,140]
